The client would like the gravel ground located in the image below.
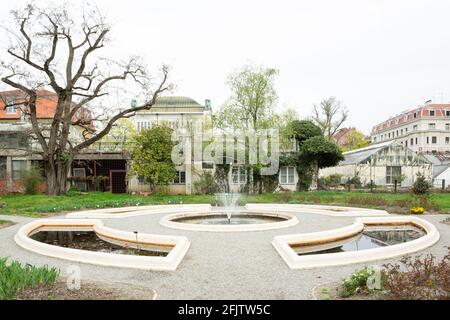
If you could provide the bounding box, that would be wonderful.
[0,211,448,300]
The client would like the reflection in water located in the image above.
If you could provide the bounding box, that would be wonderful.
[296,227,425,255]
[30,231,168,257]
[173,213,287,225]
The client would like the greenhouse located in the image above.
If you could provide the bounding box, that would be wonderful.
[319,141,433,187]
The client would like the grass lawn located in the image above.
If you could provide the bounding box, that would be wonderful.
[1,190,450,217]
[0,220,15,229]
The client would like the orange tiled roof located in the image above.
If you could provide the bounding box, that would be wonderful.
[0,89,94,129]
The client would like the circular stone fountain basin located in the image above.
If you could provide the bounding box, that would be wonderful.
[160,211,298,232]
[173,213,287,225]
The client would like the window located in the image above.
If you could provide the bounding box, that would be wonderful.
[428,123,436,129]
[405,140,408,147]
[427,137,429,144]
[386,166,401,184]
[279,166,295,184]
[232,166,246,184]
[396,130,399,137]
[0,133,28,149]
[202,162,214,169]
[12,160,26,180]
[447,111,450,117]
[413,125,418,131]
[5,106,18,114]
[31,160,45,178]
[432,136,437,144]
[446,137,450,145]
[401,129,403,135]
[405,128,408,133]
[410,138,414,145]
[415,137,418,144]
[446,123,450,131]
[430,110,435,116]
[173,171,186,184]
[388,133,391,138]
[138,176,151,185]
[414,113,417,118]
[0,157,6,180]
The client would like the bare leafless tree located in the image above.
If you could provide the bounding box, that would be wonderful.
[0,3,171,195]
[312,97,348,139]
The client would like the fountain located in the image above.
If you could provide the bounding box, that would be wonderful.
[215,192,240,223]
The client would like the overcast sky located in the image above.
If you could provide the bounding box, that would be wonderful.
[1,0,450,134]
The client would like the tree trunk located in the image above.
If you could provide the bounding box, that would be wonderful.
[309,160,319,191]
[44,158,71,196]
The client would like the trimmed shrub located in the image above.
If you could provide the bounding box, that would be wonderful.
[412,172,431,195]
[22,165,44,195]
[319,174,342,188]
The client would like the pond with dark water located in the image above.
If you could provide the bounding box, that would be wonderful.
[30,231,168,257]
[295,227,425,255]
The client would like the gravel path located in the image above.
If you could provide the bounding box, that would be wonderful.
[0,211,448,299]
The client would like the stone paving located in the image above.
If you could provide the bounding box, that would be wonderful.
[0,212,448,299]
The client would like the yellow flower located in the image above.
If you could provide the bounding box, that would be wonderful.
[410,207,424,214]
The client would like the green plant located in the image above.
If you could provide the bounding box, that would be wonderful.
[0,257,59,300]
[194,171,219,195]
[345,174,362,188]
[365,180,377,190]
[21,165,44,195]
[412,172,431,195]
[339,267,378,298]
[319,174,342,188]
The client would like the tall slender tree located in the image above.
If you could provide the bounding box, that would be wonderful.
[214,64,279,193]
[312,97,348,139]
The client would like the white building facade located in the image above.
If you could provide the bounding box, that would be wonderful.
[128,96,211,194]
[371,102,450,154]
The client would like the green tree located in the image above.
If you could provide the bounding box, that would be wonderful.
[97,118,137,151]
[214,64,279,193]
[412,172,431,195]
[288,120,322,146]
[130,125,177,192]
[340,129,369,152]
[215,64,278,131]
[300,136,344,190]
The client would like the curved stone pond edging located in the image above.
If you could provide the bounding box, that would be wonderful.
[272,216,440,269]
[246,203,389,216]
[14,219,190,271]
[159,210,299,232]
[66,204,212,219]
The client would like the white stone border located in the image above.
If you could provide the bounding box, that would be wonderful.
[160,210,299,232]
[246,203,389,216]
[15,219,190,271]
[272,216,440,269]
[66,204,212,219]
